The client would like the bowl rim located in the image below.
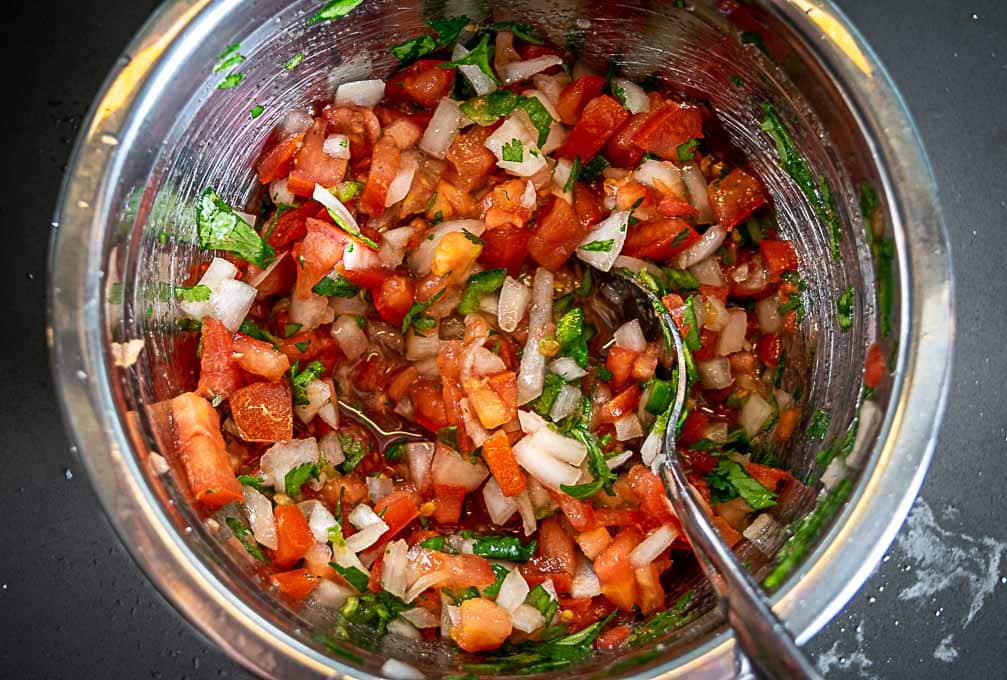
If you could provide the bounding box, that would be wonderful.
[47,0,954,677]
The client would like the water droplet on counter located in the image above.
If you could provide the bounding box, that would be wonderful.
[868,596,876,604]
[26,272,34,280]
[971,12,979,20]
[70,445,78,455]
[99,133,119,146]
[51,220,59,229]
[77,200,90,209]
[76,370,87,380]
[64,468,73,480]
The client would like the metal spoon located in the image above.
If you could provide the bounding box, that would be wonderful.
[615,270,820,680]
[336,400,426,454]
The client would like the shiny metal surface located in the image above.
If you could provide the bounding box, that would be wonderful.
[48,0,952,678]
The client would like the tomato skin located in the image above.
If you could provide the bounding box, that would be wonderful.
[593,526,642,611]
[287,119,348,196]
[196,318,243,400]
[360,136,401,216]
[432,483,467,525]
[257,133,303,184]
[267,201,320,250]
[863,342,885,390]
[755,332,782,366]
[450,598,512,653]
[171,392,243,510]
[622,219,700,261]
[232,333,290,382]
[555,75,606,125]
[574,183,605,229]
[528,196,590,271]
[273,504,315,569]
[678,411,710,446]
[759,239,798,280]
[446,125,497,193]
[596,624,631,649]
[386,60,455,109]
[482,430,527,497]
[293,218,348,299]
[596,385,641,424]
[656,193,700,218]
[709,167,769,230]
[605,346,639,391]
[409,379,450,432]
[603,112,651,168]
[631,102,704,159]
[478,225,530,276]
[556,95,630,161]
[228,381,293,442]
[373,274,415,327]
[271,569,319,599]
[375,491,420,541]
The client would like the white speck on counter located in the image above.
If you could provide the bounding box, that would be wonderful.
[63,468,73,480]
[896,498,1006,626]
[934,634,959,662]
[816,619,877,678]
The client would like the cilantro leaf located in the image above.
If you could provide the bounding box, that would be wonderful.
[482,563,510,596]
[249,104,264,119]
[337,432,368,473]
[484,21,544,45]
[569,427,617,496]
[175,284,211,302]
[707,460,777,509]
[330,563,369,591]
[807,409,830,441]
[676,138,699,162]
[532,373,566,417]
[563,156,582,194]
[307,0,364,24]
[196,187,274,267]
[501,138,524,162]
[458,268,506,315]
[289,360,324,406]
[462,531,537,562]
[578,239,613,252]
[284,53,305,71]
[440,34,499,84]
[239,319,279,345]
[389,16,470,63]
[284,462,319,499]
[836,286,855,331]
[313,273,360,297]
[555,307,588,368]
[236,474,269,494]
[217,72,245,89]
[401,289,444,334]
[579,155,609,183]
[226,517,269,563]
[517,96,554,147]
[460,90,524,126]
[526,583,559,621]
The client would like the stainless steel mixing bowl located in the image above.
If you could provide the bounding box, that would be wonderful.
[48,0,953,677]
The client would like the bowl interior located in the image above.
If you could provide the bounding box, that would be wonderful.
[67,0,911,677]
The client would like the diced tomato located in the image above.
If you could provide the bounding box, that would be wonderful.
[257,133,303,184]
[631,102,704,160]
[551,491,597,532]
[428,179,479,221]
[374,491,420,542]
[744,462,792,492]
[450,597,512,653]
[515,43,565,60]
[561,596,616,632]
[228,381,293,443]
[679,448,718,476]
[293,218,348,298]
[460,376,510,429]
[478,225,530,276]
[441,378,474,454]
[528,196,590,271]
[864,342,885,390]
[445,125,497,193]
[410,379,450,432]
[634,564,665,615]
[692,328,720,362]
[775,407,802,443]
[521,559,574,594]
[577,527,613,560]
[708,167,769,231]
[596,385,642,424]
[712,515,742,548]
[267,201,321,250]
[678,411,710,446]
[287,119,348,196]
[432,483,467,525]
[196,318,243,401]
[622,219,700,261]
[603,112,651,168]
[657,193,700,218]
[556,95,629,161]
[271,569,319,599]
[367,553,385,593]
[373,274,415,327]
[604,346,639,391]
[273,504,315,568]
[386,60,455,109]
[488,369,518,411]
[232,333,290,382]
[593,526,642,611]
[755,332,782,367]
[595,624,631,649]
[700,284,730,303]
[360,137,401,216]
[170,392,242,510]
[538,516,577,579]
[574,183,606,229]
[384,117,423,150]
[759,239,798,279]
[387,365,419,403]
[335,265,389,291]
[593,508,646,528]
[354,353,391,393]
[627,465,678,526]
[417,550,496,589]
[482,430,527,497]
[276,328,339,363]
[555,75,606,125]
[250,255,297,301]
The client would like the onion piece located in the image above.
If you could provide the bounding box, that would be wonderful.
[295,380,331,426]
[549,357,587,381]
[611,77,650,113]
[400,607,439,629]
[405,330,441,361]
[551,158,575,202]
[498,276,531,333]
[634,159,683,196]
[614,414,644,441]
[516,268,554,404]
[496,568,530,612]
[367,475,394,503]
[576,209,631,272]
[408,219,486,276]
[716,309,748,356]
[512,435,581,490]
[531,427,588,465]
[518,410,549,434]
[483,477,519,525]
[630,524,679,568]
[260,438,320,490]
[742,513,783,555]
[697,357,733,390]
[432,443,489,492]
[289,292,334,331]
[848,400,882,468]
[689,257,725,287]
[323,134,351,159]
[485,114,546,177]
[755,296,782,333]
[269,177,295,206]
[330,541,370,575]
[532,73,568,104]
[331,314,368,361]
[739,393,774,437]
[381,539,410,598]
[330,293,368,315]
[381,658,424,680]
[211,278,257,332]
[313,579,355,608]
[387,617,421,640]
[419,98,464,159]
[406,442,435,494]
[606,449,634,470]
[344,521,389,553]
[414,357,439,378]
[499,55,563,84]
[459,398,490,448]
[452,43,497,95]
[385,156,418,207]
[471,346,507,375]
[614,319,647,353]
[821,456,848,491]
[180,257,238,320]
[279,109,312,137]
[682,163,714,223]
[570,557,602,599]
[704,296,730,331]
[549,384,582,422]
[311,184,361,239]
[641,427,662,468]
[319,431,346,467]
[511,603,546,633]
[404,571,448,603]
[242,485,277,550]
[378,226,415,269]
[335,79,386,107]
[515,491,537,536]
[298,500,338,544]
[672,225,726,269]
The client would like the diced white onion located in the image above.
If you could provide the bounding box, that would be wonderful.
[242,485,277,550]
[342,238,383,272]
[406,442,435,494]
[612,255,665,282]
[689,257,725,287]
[459,397,490,448]
[512,435,582,490]
[270,178,295,206]
[697,357,733,390]
[344,520,389,553]
[576,209,631,272]
[821,456,848,490]
[485,114,546,177]
[672,225,726,269]
[549,357,587,381]
[511,603,546,633]
[335,79,385,107]
[518,410,549,434]
[532,73,567,105]
[348,503,384,531]
[260,438,320,490]
[704,296,730,331]
[743,513,783,555]
[612,78,650,114]
[499,56,564,85]
[312,183,361,237]
[381,539,410,598]
[211,278,257,332]
[432,444,489,492]
[682,164,714,223]
[496,568,530,612]
[400,607,440,628]
[471,346,507,376]
[515,490,537,536]
[848,400,882,468]
[330,542,370,574]
[615,413,644,441]
[408,219,486,276]
[319,431,346,467]
[452,44,497,95]
[298,500,338,544]
[289,292,335,330]
[531,427,588,465]
[483,477,519,524]
[387,617,421,640]
[756,296,782,333]
[330,293,368,315]
[641,427,663,468]
[551,158,575,202]
[405,330,441,361]
[630,524,679,568]
[516,268,554,404]
[704,421,729,444]
[717,308,748,356]
[634,159,684,196]
[549,384,582,422]
[313,579,356,608]
[380,658,424,680]
[606,449,634,470]
[570,557,602,599]
[385,156,418,207]
[404,571,448,603]
[378,226,415,269]
[739,393,774,437]
[323,134,351,159]
[498,276,531,333]
[331,315,368,361]
[279,108,313,137]
[614,319,647,353]
[180,257,238,320]
[420,98,464,159]
[521,179,537,209]
[414,357,439,378]
[367,475,394,503]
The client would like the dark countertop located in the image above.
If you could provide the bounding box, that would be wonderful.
[3,0,1004,677]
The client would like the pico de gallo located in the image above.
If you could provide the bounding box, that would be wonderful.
[168,17,812,664]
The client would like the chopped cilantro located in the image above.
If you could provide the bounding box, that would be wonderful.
[628,591,694,645]
[294,340,310,353]
[388,16,469,63]
[250,104,265,119]
[401,289,444,334]
[196,187,274,267]
[239,319,279,345]
[284,462,320,499]
[458,268,506,315]
[289,359,324,406]
[436,425,459,449]
[532,373,566,417]
[385,442,405,462]
[236,474,269,493]
[459,91,553,147]
[564,156,582,193]
[555,307,588,368]
[226,517,269,563]
[664,267,699,291]
[807,409,830,441]
[482,563,510,596]
[706,460,777,509]
[501,138,524,162]
[461,531,537,562]
[307,0,364,24]
[313,273,360,298]
[283,322,302,338]
[526,583,559,622]
[518,96,554,147]
[330,563,369,591]
[579,155,609,183]
[837,286,855,331]
[337,432,367,473]
[217,72,245,90]
[561,427,617,498]
[440,33,499,84]
[213,52,245,74]
[676,138,699,162]
[284,52,305,71]
[175,284,211,303]
[463,613,615,674]
[579,239,613,252]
